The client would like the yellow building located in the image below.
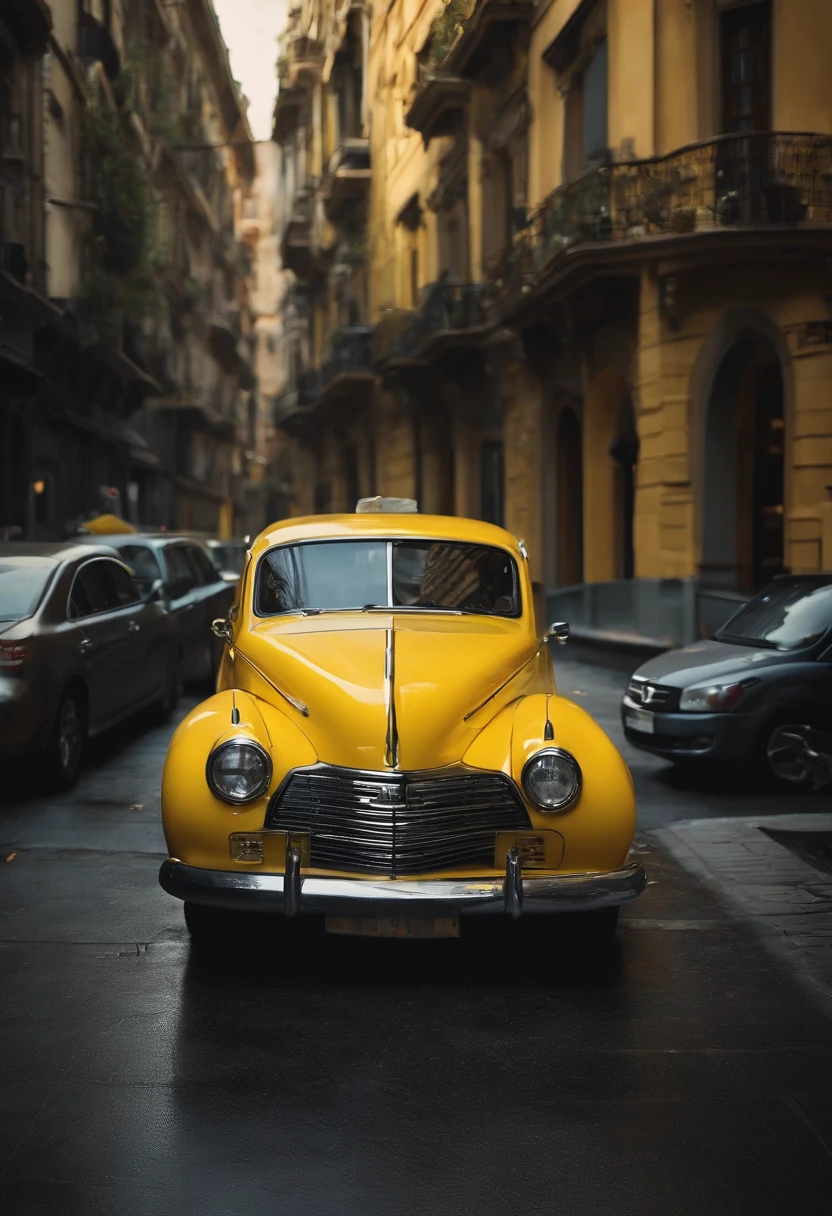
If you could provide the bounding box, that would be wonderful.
[273,0,832,643]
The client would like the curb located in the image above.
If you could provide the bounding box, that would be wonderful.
[653,814,832,1016]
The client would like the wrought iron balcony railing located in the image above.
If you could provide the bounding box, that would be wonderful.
[373,282,487,361]
[496,132,832,301]
[323,327,374,384]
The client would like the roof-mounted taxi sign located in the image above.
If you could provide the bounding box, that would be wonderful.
[355,496,419,513]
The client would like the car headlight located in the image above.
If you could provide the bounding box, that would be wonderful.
[679,682,750,713]
[207,739,272,804]
[521,748,582,812]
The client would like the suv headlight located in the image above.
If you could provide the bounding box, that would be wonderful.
[679,682,749,712]
[521,748,582,812]
[207,739,272,804]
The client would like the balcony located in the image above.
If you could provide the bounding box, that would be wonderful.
[287,36,324,90]
[208,305,243,369]
[376,283,488,364]
[441,0,533,80]
[323,139,371,224]
[2,0,51,54]
[274,368,322,434]
[272,86,304,145]
[280,188,315,276]
[78,18,121,81]
[405,70,469,148]
[494,132,832,313]
[320,327,375,408]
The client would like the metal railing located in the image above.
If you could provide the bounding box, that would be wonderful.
[497,132,832,300]
[323,326,374,383]
[374,282,487,360]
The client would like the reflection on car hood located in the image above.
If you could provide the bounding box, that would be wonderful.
[237,614,540,770]
[633,639,783,688]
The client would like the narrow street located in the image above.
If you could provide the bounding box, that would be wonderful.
[1,662,831,1215]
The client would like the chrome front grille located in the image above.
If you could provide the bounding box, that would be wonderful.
[265,766,531,876]
[625,678,677,710]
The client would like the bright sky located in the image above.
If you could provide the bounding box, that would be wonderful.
[213,0,288,141]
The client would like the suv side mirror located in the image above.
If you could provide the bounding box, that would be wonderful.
[212,617,232,643]
[546,621,570,645]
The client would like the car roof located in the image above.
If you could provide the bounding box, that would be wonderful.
[251,514,525,558]
[0,542,120,564]
[75,533,195,550]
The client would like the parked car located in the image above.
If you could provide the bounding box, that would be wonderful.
[159,502,644,948]
[204,538,247,580]
[77,534,235,688]
[0,543,179,788]
[622,575,832,789]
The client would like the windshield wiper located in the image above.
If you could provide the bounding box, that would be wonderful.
[719,634,778,649]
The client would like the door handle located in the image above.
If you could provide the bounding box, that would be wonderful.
[129,620,141,633]
[78,638,92,654]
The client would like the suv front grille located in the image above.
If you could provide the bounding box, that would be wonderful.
[265,766,531,876]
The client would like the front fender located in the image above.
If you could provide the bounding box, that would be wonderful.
[465,693,637,873]
[161,689,317,868]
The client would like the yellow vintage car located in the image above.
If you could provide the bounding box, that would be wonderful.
[159,500,644,945]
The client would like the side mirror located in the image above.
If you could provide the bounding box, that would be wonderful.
[147,578,166,604]
[546,621,570,646]
[212,617,232,643]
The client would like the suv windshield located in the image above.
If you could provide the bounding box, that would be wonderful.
[0,558,54,622]
[718,578,832,650]
[255,540,520,618]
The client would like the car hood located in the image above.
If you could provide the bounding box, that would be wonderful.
[235,614,540,770]
[633,638,783,689]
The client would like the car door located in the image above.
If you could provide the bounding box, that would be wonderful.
[101,559,165,705]
[186,542,234,642]
[67,559,130,730]
[162,543,202,681]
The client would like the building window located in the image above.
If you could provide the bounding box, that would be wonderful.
[721,1,772,133]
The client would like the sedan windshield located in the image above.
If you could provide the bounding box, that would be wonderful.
[718,579,832,650]
[0,558,54,621]
[255,540,520,618]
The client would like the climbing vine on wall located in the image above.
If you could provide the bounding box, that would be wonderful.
[79,96,156,322]
[428,0,477,67]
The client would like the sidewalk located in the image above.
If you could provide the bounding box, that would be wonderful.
[654,814,832,1016]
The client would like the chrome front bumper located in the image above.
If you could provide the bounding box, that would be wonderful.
[159,852,646,919]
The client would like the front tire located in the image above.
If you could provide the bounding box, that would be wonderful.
[47,689,86,791]
[757,718,832,792]
[155,652,183,722]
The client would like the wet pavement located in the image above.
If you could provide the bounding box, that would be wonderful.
[1,661,831,1214]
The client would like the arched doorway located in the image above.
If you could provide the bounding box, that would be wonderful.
[556,407,584,586]
[702,337,784,591]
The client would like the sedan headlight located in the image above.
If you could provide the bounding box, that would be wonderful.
[207,739,272,804]
[679,682,749,712]
[521,748,582,812]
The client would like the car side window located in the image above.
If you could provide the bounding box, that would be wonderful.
[165,546,196,599]
[68,560,115,620]
[188,545,221,586]
[104,561,141,607]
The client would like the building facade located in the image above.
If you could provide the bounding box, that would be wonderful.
[272,0,832,642]
[0,0,260,541]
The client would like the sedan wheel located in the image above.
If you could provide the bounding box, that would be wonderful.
[48,691,86,790]
[765,724,832,790]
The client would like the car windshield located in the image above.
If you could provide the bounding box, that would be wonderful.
[255,540,520,618]
[0,558,54,621]
[208,541,245,575]
[718,579,832,650]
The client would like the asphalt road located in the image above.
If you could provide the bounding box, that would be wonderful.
[1,660,831,1215]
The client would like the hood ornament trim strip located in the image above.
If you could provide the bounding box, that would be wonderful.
[384,627,399,769]
[463,642,544,723]
[235,648,310,717]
